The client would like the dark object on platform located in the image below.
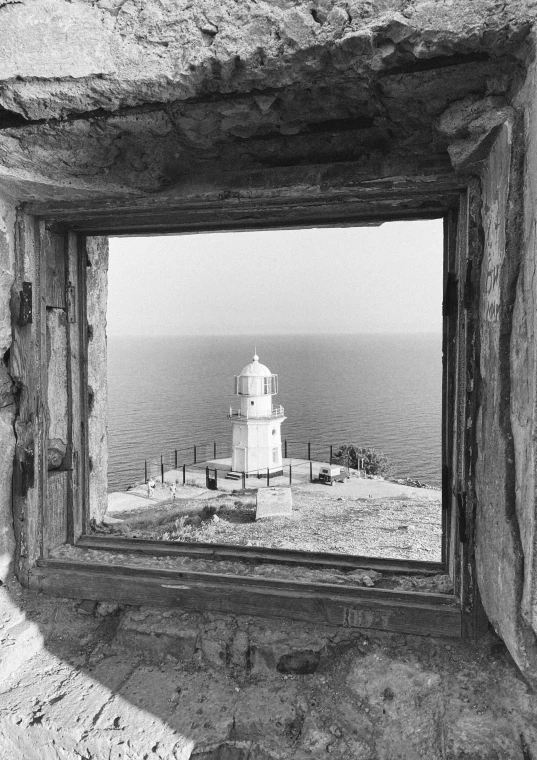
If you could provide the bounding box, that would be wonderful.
[319,466,349,486]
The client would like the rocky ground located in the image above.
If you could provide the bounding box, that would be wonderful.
[1,576,537,760]
[104,480,442,563]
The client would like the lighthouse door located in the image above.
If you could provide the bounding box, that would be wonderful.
[234,447,246,473]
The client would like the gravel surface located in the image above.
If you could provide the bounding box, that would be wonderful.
[103,488,442,563]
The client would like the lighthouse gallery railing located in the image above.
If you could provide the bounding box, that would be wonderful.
[227,405,285,420]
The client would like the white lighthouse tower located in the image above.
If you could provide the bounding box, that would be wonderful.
[228,353,286,476]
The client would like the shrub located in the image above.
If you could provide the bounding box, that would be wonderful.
[201,503,219,520]
[334,444,393,477]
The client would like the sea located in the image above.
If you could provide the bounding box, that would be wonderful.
[107,334,442,492]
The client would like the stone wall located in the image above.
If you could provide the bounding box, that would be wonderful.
[0,192,16,583]
[2,587,537,760]
[2,0,537,723]
[0,0,533,202]
[513,42,537,640]
[475,53,537,683]
[0,195,45,686]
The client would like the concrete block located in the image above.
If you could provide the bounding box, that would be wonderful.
[255,487,292,521]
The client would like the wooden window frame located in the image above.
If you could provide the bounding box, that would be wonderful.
[14,170,488,639]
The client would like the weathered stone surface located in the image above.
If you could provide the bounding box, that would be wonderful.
[0,0,533,201]
[512,53,537,638]
[437,94,517,170]
[0,193,16,583]
[276,649,321,674]
[0,0,115,82]
[1,589,537,759]
[248,618,328,675]
[0,579,44,686]
[116,608,199,662]
[1,1,537,743]
[0,368,16,579]
[0,0,531,120]
[475,65,537,686]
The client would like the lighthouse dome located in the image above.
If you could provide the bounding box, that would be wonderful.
[239,354,272,377]
[235,353,278,396]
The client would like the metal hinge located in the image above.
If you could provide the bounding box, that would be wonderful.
[67,284,76,323]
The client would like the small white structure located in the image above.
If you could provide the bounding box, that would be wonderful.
[256,487,293,520]
[228,353,286,475]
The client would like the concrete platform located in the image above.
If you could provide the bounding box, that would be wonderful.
[106,460,441,517]
[106,480,219,517]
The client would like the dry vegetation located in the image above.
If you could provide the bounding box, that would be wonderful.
[104,487,442,562]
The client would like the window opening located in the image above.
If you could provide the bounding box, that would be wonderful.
[100,222,444,577]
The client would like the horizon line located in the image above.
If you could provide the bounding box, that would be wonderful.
[107,331,443,338]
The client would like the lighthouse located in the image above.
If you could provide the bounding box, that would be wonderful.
[228,353,286,475]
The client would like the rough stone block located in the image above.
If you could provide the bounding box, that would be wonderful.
[0,0,115,81]
[276,649,321,675]
[115,610,199,663]
[200,637,228,668]
[76,599,97,616]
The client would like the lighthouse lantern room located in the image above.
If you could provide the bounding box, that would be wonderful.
[228,353,286,475]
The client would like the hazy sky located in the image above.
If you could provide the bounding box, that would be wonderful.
[107,219,443,336]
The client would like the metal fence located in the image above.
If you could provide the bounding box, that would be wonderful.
[142,439,232,484]
[133,438,353,491]
[146,458,351,492]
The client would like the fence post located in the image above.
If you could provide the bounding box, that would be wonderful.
[284,439,287,458]
[144,460,147,482]
[175,449,178,468]
[242,471,246,489]
[289,465,292,485]
[182,464,186,485]
[206,466,209,488]
[267,468,270,487]
[215,469,218,489]
[214,441,217,459]
[194,445,197,464]
[308,441,311,460]
[161,455,164,484]
[310,460,313,482]
[330,444,333,461]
